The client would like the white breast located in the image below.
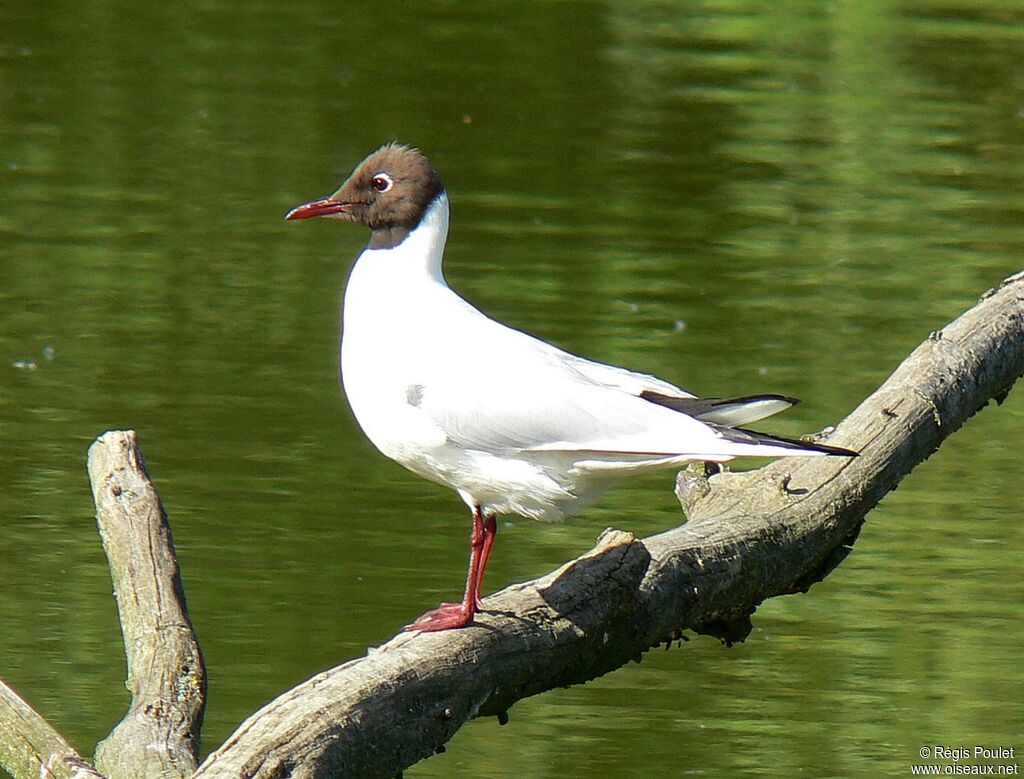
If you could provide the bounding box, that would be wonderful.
[340,196,453,463]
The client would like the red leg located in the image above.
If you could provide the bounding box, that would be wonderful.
[405,506,495,632]
[473,513,497,609]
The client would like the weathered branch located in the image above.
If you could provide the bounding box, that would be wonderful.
[2,273,1020,779]
[87,431,206,778]
[0,680,105,779]
[641,266,1024,645]
[189,273,1024,777]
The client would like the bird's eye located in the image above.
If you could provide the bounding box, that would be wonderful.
[371,173,394,193]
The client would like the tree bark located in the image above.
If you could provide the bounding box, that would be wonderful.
[0,272,1021,779]
[0,680,105,779]
[87,431,207,778]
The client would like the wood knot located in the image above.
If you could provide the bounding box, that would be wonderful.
[779,474,808,495]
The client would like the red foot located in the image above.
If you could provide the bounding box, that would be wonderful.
[403,507,497,633]
[404,602,475,632]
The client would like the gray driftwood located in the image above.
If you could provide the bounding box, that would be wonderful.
[88,431,207,778]
[0,271,1021,779]
[0,680,105,779]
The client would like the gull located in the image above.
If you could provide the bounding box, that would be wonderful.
[286,143,854,631]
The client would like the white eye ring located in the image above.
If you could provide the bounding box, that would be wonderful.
[371,173,394,193]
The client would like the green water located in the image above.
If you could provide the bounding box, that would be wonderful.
[1,2,1021,776]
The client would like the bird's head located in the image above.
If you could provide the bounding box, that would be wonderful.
[286,142,445,249]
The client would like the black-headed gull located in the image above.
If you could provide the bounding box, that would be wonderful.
[287,143,854,631]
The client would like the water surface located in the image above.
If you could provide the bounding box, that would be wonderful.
[1,1,1021,776]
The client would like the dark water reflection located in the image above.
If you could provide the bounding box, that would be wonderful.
[1,1,1021,775]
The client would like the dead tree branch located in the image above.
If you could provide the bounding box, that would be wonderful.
[0,680,105,779]
[87,431,206,778]
[1,272,1021,779]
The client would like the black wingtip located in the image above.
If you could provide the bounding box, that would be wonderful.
[735,428,858,457]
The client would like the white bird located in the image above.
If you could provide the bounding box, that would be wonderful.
[286,143,854,631]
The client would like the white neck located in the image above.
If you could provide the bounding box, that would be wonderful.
[342,191,456,360]
[360,192,450,283]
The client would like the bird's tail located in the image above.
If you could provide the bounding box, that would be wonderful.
[639,390,856,458]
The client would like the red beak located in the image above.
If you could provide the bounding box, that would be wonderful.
[285,196,352,220]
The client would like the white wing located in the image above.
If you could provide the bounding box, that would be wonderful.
[408,307,799,460]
